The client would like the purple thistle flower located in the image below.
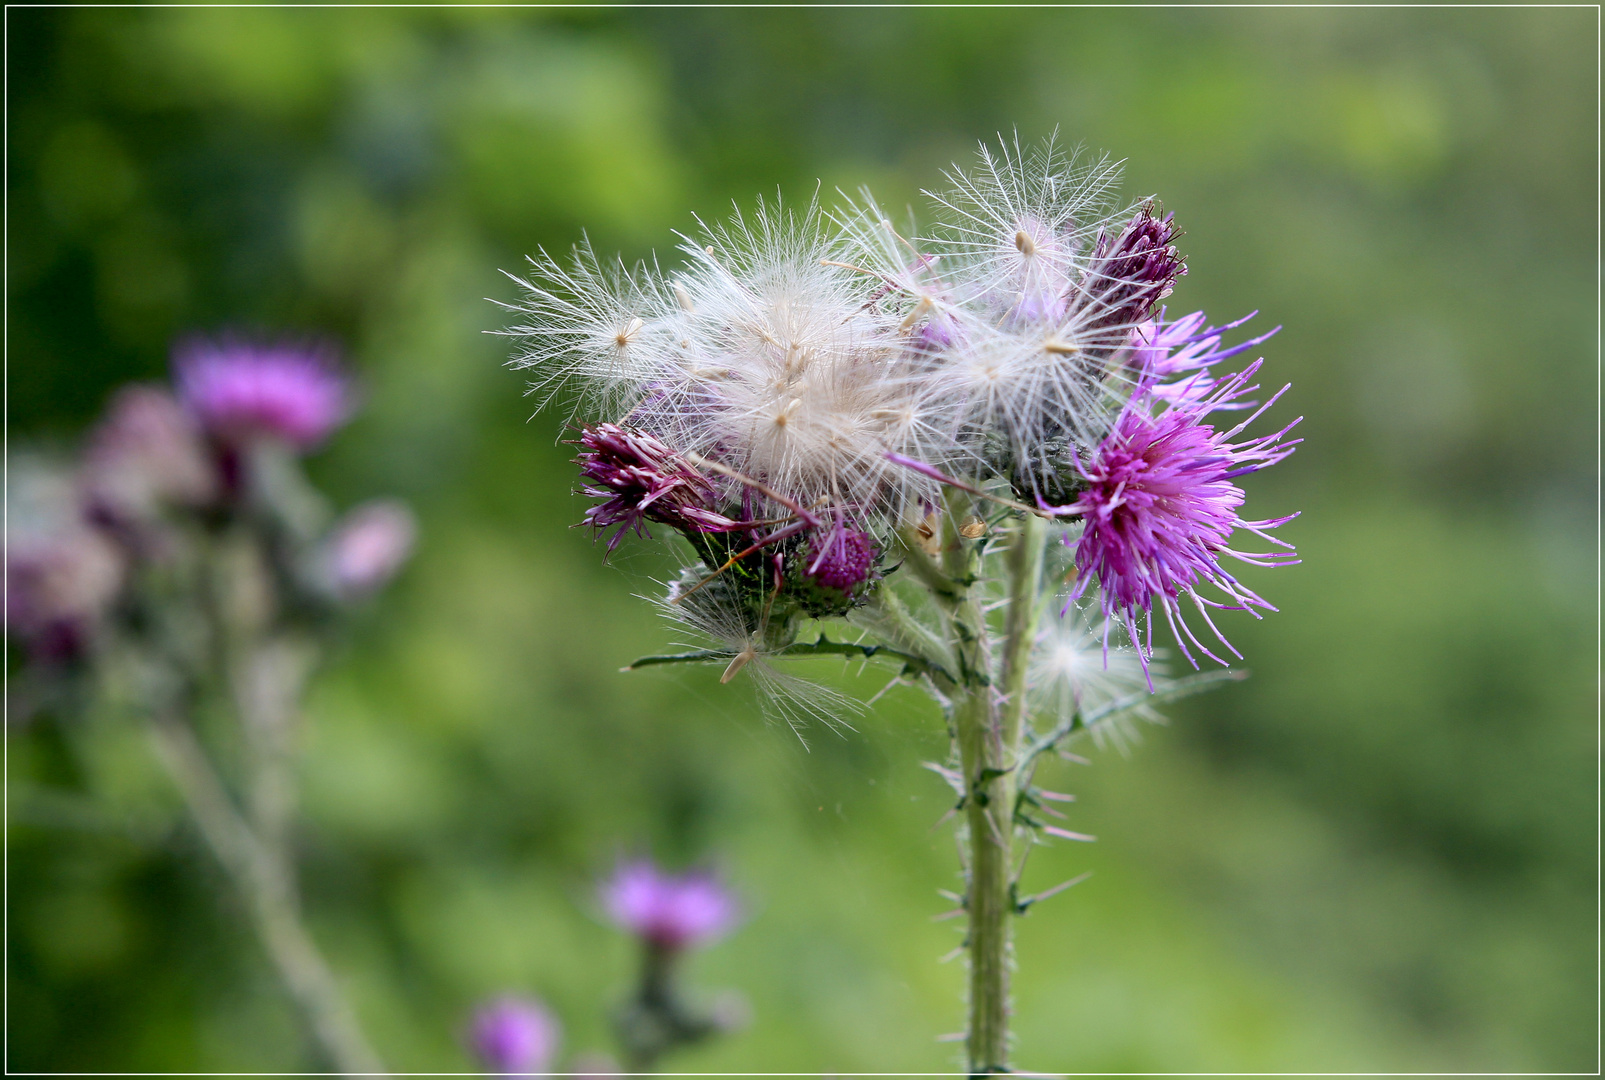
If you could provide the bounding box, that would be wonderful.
[1067,360,1301,682]
[575,424,744,552]
[1069,204,1185,343]
[1130,309,1280,407]
[174,337,350,450]
[601,859,737,951]
[804,527,878,593]
[468,996,561,1075]
[82,385,217,526]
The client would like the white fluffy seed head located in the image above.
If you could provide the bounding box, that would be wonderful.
[663,200,954,523]
[923,132,1126,326]
[502,133,1169,520]
[498,237,679,422]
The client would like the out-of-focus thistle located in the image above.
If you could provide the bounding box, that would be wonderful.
[601,858,743,1071]
[499,133,1301,1075]
[7,337,413,1076]
[467,996,561,1075]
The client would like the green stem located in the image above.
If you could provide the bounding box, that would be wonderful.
[904,495,1024,1075]
[146,711,385,1076]
[956,511,1043,1075]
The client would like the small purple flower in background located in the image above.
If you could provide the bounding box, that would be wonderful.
[469,996,561,1075]
[175,337,350,450]
[602,859,737,952]
[82,385,216,526]
[6,461,124,663]
[322,500,417,599]
[1068,361,1301,679]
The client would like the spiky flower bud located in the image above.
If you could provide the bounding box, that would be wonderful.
[575,423,742,551]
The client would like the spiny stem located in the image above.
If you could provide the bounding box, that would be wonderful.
[911,492,1017,1075]
[952,510,1045,1075]
[999,513,1046,764]
[145,711,385,1077]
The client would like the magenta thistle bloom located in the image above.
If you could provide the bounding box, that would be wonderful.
[1068,361,1301,680]
[468,996,561,1075]
[804,527,878,593]
[82,385,217,525]
[602,859,737,951]
[575,424,744,551]
[175,337,350,450]
[1130,309,1280,407]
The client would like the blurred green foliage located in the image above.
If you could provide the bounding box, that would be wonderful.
[7,7,1595,1073]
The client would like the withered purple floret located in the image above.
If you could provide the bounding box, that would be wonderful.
[575,423,744,551]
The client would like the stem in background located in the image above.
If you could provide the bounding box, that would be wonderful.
[615,942,716,1072]
[236,637,313,858]
[145,711,386,1077]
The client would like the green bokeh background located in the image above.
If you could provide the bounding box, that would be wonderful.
[7,7,1596,1073]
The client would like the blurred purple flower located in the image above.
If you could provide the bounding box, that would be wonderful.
[82,385,216,525]
[6,462,123,662]
[323,500,416,599]
[602,859,737,951]
[1067,360,1301,681]
[175,337,350,450]
[468,996,560,1075]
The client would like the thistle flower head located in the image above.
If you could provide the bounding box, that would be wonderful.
[82,385,216,525]
[601,859,738,951]
[923,134,1125,325]
[175,337,350,450]
[1068,362,1301,676]
[508,200,948,533]
[501,133,1301,704]
[804,526,877,593]
[575,423,743,551]
[6,459,124,662]
[468,996,560,1075]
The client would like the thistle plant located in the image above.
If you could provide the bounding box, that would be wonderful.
[602,858,741,1070]
[499,134,1300,1074]
[8,338,414,1076]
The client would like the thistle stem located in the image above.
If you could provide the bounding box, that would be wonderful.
[145,711,385,1077]
[954,510,1043,1075]
[905,497,1038,1074]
